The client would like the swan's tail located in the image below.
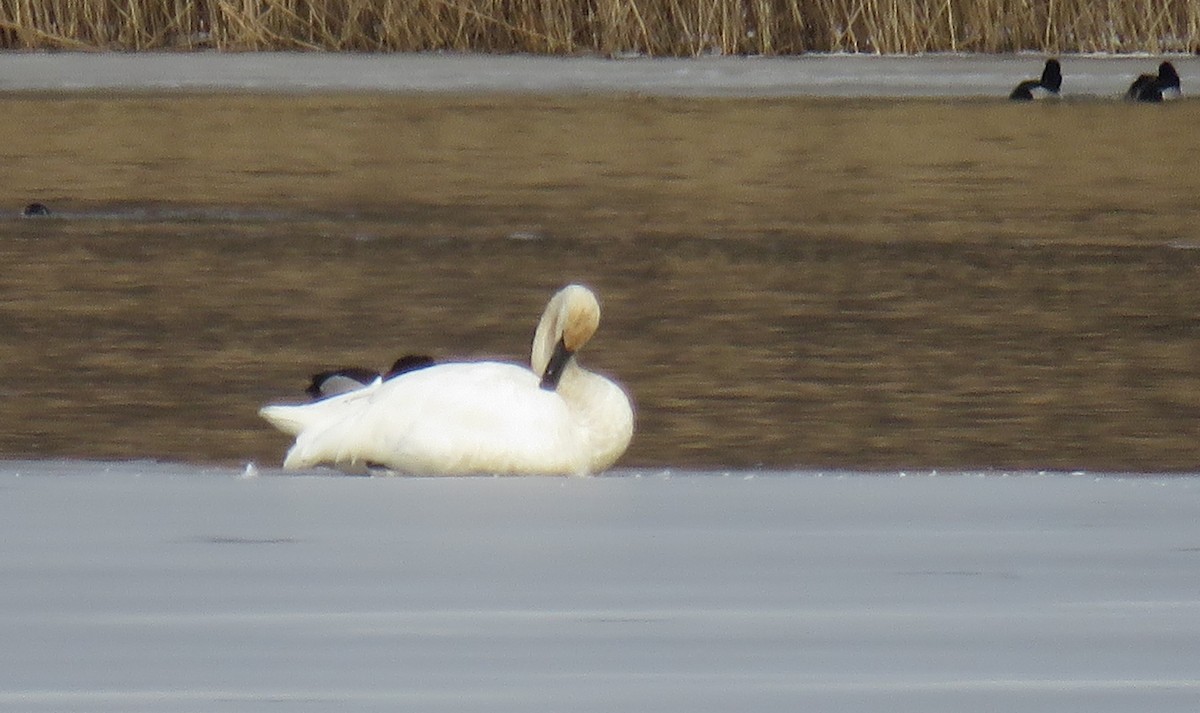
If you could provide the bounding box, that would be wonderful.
[258,403,316,437]
[259,379,381,437]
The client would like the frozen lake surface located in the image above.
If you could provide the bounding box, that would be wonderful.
[2,462,1199,711]
[1,52,1196,97]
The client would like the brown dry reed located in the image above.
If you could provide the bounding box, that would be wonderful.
[0,0,1198,55]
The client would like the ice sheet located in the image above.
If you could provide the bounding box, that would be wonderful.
[0,52,1195,97]
[1,462,1198,711]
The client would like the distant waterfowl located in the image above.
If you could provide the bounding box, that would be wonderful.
[21,203,50,217]
[306,355,436,399]
[1127,61,1181,102]
[1009,59,1062,101]
[260,284,634,476]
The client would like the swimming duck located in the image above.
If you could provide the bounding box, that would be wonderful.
[1127,61,1181,102]
[260,284,634,476]
[306,355,436,399]
[1009,59,1062,101]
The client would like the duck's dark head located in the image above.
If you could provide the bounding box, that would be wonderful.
[1158,61,1181,92]
[1040,59,1062,93]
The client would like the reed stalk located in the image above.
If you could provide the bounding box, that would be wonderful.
[0,0,1196,54]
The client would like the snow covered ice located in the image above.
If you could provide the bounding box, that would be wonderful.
[2,462,1199,711]
[1,52,1197,98]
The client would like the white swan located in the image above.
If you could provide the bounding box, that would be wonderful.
[259,284,634,476]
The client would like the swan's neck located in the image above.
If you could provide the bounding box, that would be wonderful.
[530,313,557,378]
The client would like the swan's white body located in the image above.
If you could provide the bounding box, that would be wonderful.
[259,285,633,476]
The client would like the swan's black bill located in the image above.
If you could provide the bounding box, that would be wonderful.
[540,338,573,391]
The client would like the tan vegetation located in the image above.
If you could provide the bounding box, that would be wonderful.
[0,0,1197,55]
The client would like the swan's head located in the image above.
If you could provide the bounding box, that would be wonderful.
[532,284,601,390]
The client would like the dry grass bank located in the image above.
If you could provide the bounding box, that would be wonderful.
[0,0,1197,55]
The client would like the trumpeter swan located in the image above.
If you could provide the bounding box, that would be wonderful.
[259,284,633,475]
